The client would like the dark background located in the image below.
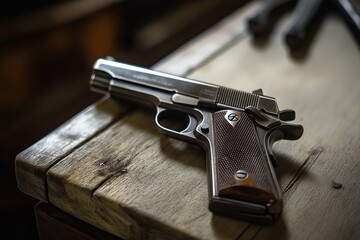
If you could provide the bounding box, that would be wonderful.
[0,1,248,239]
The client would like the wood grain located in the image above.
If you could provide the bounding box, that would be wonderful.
[35,201,118,240]
[189,12,360,240]
[49,13,360,239]
[15,97,128,201]
[47,109,247,239]
[15,2,360,240]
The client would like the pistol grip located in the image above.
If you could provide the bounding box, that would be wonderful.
[208,110,283,223]
[213,110,281,203]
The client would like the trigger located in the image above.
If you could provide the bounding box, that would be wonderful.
[183,114,198,134]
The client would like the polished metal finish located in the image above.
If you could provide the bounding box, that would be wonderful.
[91,59,279,116]
[93,58,219,101]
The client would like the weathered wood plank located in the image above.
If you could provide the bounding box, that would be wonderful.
[48,109,247,239]
[46,11,360,240]
[15,97,128,201]
[188,12,360,240]
[16,1,360,240]
[250,15,360,240]
[35,201,118,240]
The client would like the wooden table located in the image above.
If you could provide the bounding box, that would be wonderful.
[15,2,360,240]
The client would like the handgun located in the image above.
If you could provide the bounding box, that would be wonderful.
[89,58,304,224]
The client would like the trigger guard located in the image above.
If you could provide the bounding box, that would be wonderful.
[155,107,198,142]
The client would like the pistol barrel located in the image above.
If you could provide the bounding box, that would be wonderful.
[91,58,279,116]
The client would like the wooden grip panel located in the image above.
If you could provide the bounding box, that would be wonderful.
[213,110,278,204]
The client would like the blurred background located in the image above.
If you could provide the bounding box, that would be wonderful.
[0,0,248,239]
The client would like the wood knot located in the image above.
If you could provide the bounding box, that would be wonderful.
[95,157,129,177]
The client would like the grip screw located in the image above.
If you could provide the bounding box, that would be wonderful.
[236,170,248,179]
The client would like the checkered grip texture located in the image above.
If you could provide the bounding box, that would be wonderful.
[213,110,278,204]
